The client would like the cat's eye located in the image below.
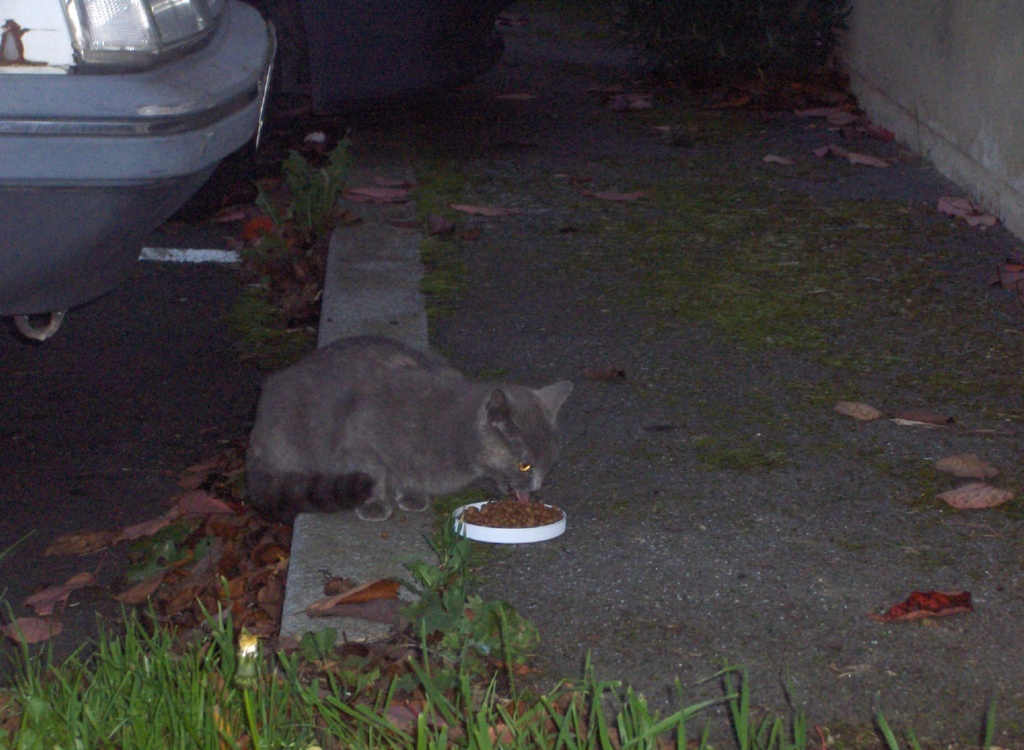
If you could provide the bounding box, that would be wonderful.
[518,462,532,472]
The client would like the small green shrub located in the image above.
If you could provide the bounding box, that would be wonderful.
[612,0,850,82]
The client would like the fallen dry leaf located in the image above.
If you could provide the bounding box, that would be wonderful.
[796,107,861,127]
[44,529,117,557]
[212,204,258,224]
[583,366,626,382]
[450,204,522,217]
[309,599,406,625]
[609,93,653,111]
[3,617,63,644]
[113,571,168,605]
[813,144,849,159]
[833,401,883,421]
[239,216,276,240]
[937,482,1013,509]
[826,111,860,126]
[864,123,896,142]
[115,515,174,544]
[306,578,401,616]
[934,454,999,480]
[794,106,849,119]
[937,196,998,227]
[994,263,1024,290]
[891,408,954,426]
[869,590,972,622]
[587,83,624,96]
[553,173,592,184]
[488,722,516,745]
[371,176,416,189]
[173,489,236,516]
[24,572,98,617]
[705,94,751,109]
[582,190,647,202]
[762,154,795,165]
[846,152,891,168]
[497,12,529,27]
[345,186,410,204]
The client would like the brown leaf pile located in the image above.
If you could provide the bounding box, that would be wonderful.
[32,440,292,642]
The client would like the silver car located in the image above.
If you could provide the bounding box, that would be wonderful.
[0,0,275,338]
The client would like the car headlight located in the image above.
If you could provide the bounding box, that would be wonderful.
[63,0,225,68]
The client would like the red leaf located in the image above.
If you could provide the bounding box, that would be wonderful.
[239,216,275,240]
[869,590,972,621]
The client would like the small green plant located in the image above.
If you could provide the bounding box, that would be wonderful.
[230,138,350,367]
[402,523,539,672]
[257,137,353,245]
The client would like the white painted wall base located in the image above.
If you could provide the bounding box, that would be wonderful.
[842,1,1024,239]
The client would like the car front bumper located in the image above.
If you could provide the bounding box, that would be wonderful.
[0,0,275,316]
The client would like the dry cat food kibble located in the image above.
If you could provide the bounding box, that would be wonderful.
[460,499,564,528]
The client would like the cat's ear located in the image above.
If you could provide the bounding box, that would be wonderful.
[534,381,573,422]
[486,388,513,427]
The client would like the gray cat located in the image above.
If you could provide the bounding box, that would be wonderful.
[246,336,573,523]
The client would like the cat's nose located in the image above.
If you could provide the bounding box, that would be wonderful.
[529,472,544,491]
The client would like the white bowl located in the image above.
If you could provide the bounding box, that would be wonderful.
[452,501,566,544]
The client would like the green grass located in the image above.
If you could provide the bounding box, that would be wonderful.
[0,527,1007,749]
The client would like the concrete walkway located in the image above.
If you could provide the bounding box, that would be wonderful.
[279,162,434,643]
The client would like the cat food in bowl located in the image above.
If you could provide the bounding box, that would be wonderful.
[453,500,566,544]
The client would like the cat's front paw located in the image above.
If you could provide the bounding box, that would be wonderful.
[356,498,392,522]
[395,492,431,512]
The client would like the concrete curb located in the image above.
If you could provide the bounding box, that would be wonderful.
[279,163,435,643]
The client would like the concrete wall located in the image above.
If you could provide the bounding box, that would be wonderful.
[842,2,1024,237]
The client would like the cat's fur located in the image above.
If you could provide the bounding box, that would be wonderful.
[246,336,573,523]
